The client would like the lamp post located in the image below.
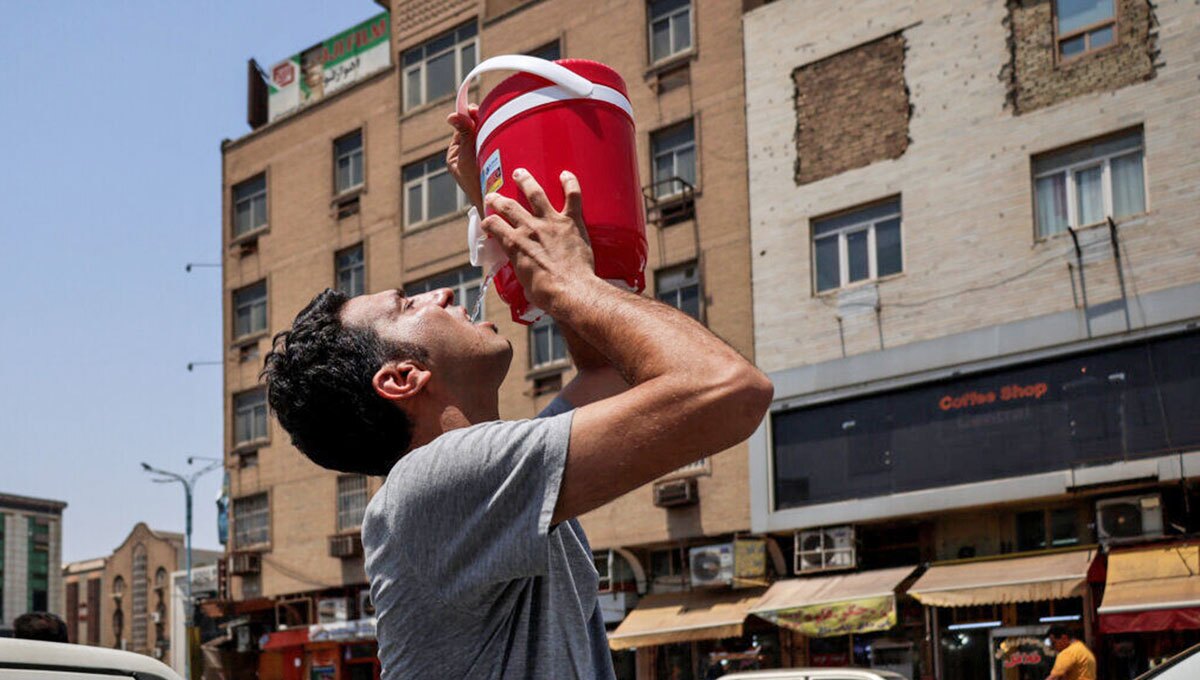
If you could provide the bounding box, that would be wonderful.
[141,456,223,680]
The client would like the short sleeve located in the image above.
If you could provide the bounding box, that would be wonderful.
[1050,646,1074,676]
[382,412,573,607]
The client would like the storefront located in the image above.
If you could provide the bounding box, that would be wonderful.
[258,619,379,680]
[608,588,771,679]
[909,549,1097,680]
[751,566,921,678]
[1098,543,1200,678]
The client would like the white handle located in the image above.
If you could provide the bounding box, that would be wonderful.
[456,55,593,119]
[467,207,507,276]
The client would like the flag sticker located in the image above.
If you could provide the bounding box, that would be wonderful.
[481,149,503,195]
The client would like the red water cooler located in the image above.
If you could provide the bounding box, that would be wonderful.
[458,55,647,324]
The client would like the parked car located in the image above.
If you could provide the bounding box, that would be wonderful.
[1135,642,1200,679]
[0,637,183,680]
[720,669,907,680]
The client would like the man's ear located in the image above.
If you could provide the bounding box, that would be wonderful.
[372,360,431,404]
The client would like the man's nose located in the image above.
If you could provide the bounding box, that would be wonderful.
[432,288,455,307]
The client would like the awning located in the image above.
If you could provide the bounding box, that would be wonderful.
[1099,544,1200,633]
[909,549,1096,607]
[608,588,765,651]
[260,627,308,651]
[750,566,916,638]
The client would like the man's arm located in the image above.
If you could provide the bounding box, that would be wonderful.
[482,171,773,525]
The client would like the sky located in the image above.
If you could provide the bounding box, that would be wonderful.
[0,1,385,563]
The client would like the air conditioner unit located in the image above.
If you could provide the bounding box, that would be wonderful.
[328,533,364,558]
[653,478,698,508]
[229,552,261,575]
[689,543,734,587]
[317,597,349,624]
[358,590,375,619]
[795,526,857,574]
[1097,494,1164,543]
[595,550,614,593]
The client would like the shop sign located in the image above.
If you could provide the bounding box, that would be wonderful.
[991,631,1055,680]
[266,12,391,122]
[308,617,377,642]
[756,595,895,637]
[733,537,767,589]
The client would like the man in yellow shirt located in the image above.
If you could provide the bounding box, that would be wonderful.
[1047,625,1097,680]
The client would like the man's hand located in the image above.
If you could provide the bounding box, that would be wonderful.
[480,169,596,317]
[446,104,483,213]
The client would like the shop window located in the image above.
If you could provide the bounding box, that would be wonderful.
[655,642,695,680]
[404,22,478,111]
[1033,128,1145,237]
[812,198,903,293]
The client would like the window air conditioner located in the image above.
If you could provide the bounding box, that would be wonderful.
[1096,494,1164,543]
[653,478,698,508]
[358,590,375,619]
[689,543,734,587]
[317,597,349,624]
[328,533,364,558]
[795,526,857,574]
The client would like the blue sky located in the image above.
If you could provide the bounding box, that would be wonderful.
[0,2,384,563]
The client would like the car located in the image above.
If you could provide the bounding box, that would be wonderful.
[0,637,184,679]
[1135,642,1200,679]
[720,669,908,680]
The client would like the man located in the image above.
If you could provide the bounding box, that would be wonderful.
[262,110,772,679]
[13,612,69,643]
[1046,625,1096,680]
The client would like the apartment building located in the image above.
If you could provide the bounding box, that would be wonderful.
[744,0,1200,677]
[63,557,106,645]
[0,493,65,635]
[220,1,758,678]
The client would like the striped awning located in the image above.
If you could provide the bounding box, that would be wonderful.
[909,549,1096,607]
[607,588,765,651]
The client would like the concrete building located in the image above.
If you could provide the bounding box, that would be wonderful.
[220,1,760,677]
[63,557,106,645]
[744,0,1200,677]
[0,493,66,635]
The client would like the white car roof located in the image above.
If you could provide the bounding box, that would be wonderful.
[0,638,183,679]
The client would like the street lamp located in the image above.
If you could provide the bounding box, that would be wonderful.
[141,456,223,680]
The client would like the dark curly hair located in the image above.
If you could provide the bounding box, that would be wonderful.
[262,289,428,475]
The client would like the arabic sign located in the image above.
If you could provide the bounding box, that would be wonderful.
[267,12,391,122]
[991,630,1055,680]
[755,595,896,638]
[733,537,767,588]
[308,617,377,642]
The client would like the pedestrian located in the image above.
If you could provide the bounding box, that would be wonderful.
[1046,625,1097,680]
[260,111,772,679]
[13,612,69,643]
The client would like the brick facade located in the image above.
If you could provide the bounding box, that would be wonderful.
[1006,0,1158,113]
[793,33,910,185]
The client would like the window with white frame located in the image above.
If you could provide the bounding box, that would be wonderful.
[334,130,364,194]
[530,316,567,369]
[1033,129,1145,238]
[651,120,696,198]
[335,244,365,297]
[337,475,369,532]
[232,174,267,238]
[648,0,692,64]
[404,155,467,227]
[656,263,701,320]
[233,389,268,447]
[1055,0,1116,60]
[812,198,903,293]
[233,280,267,339]
[404,23,478,111]
[233,493,270,548]
[406,265,483,316]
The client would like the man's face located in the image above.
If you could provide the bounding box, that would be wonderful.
[340,287,511,386]
[1051,635,1071,652]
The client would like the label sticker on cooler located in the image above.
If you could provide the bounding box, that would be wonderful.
[481,149,503,195]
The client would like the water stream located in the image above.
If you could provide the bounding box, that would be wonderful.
[470,274,493,322]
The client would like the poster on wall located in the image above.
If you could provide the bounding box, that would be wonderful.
[266,12,391,122]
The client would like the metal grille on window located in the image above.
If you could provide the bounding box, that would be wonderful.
[233,493,270,548]
[336,245,365,297]
[337,475,369,532]
[132,543,147,652]
[234,390,268,447]
[335,131,364,194]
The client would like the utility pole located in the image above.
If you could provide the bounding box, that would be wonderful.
[141,456,223,680]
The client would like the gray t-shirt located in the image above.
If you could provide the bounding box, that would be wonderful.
[362,398,615,679]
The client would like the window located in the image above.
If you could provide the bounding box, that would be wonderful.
[233,389,268,447]
[233,280,268,340]
[113,575,125,597]
[1033,129,1145,237]
[651,120,696,197]
[233,493,270,548]
[404,23,478,111]
[529,316,567,369]
[131,544,147,651]
[648,0,692,64]
[1055,0,1116,59]
[154,567,167,589]
[27,518,49,612]
[650,547,686,584]
[528,40,561,61]
[406,265,484,317]
[334,130,364,194]
[656,263,701,320]
[812,198,903,293]
[404,155,467,227]
[232,174,267,238]
[336,244,365,297]
[1017,508,1081,552]
[337,475,369,532]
